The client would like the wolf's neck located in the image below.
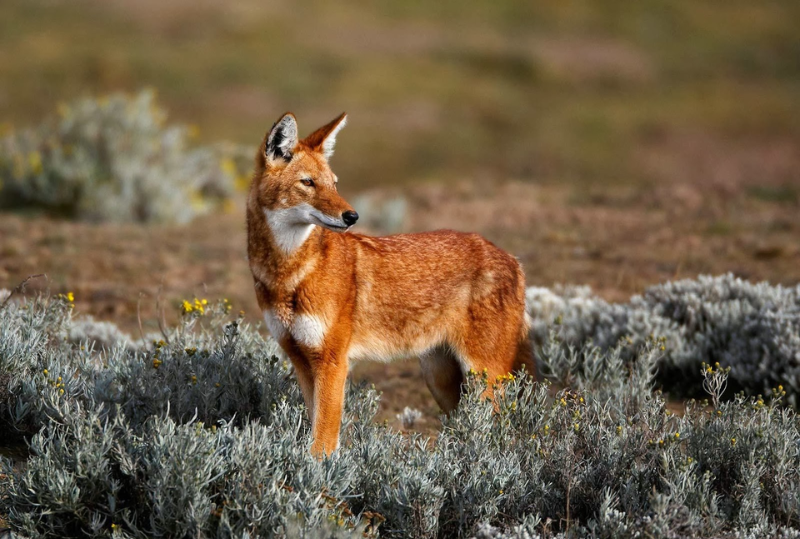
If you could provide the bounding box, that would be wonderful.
[247,202,323,288]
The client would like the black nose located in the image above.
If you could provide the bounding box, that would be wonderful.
[342,211,359,226]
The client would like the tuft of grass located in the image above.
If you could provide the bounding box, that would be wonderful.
[748,185,799,205]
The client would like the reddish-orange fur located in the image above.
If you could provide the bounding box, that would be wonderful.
[247,113,533,456]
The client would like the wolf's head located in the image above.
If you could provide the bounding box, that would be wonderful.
[249,112,358,253]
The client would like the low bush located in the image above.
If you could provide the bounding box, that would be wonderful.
[528,273,800,404]
[0,90,249,223]
[0,275,799,538]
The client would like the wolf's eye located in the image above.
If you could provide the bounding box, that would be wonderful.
[300,178,315,187]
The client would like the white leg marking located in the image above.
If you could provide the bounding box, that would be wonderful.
[292,313,327,349]
[263,309,287,342]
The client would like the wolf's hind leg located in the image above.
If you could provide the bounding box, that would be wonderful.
[419,345,464,414]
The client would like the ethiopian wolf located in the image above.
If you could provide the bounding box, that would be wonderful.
[247,112,533,456]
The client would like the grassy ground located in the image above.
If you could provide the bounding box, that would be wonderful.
[1,0,799,430]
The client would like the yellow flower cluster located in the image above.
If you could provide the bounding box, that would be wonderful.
[57,291,75,303]
[182,298,208,315]
[152,340,166,368]
[702,361,731,375]
[650,432,681,447]
[43,369,66,394]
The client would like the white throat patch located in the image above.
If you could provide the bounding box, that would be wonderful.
[265,203,349,254]
[264,204,316,254]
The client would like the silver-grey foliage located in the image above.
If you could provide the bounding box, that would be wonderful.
[528,273,800,403]
[1,275,800,538]
[0,90,241,223]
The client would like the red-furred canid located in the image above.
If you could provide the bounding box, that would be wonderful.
[247,113,533,456]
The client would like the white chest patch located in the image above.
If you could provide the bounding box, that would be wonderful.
[263,309,288,342]
[291,313,327,349]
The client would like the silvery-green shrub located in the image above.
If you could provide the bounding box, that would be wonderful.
[528,274,800,403]
[2,275,800,538]
[0,90,243,223]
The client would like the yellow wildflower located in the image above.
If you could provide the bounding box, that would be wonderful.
[28,151,43,174]
[190,192,206,212]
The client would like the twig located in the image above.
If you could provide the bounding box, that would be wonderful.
[564,450,574,533]
[0,274,47,311]
[156,283,171,344]
[136,292,147,348]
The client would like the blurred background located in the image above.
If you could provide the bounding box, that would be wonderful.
[1,0,798,425]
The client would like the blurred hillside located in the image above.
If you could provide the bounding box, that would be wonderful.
[2,0,798,193]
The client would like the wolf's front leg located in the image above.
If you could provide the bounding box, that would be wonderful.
[284,344,316,424]
[309,350,349,457]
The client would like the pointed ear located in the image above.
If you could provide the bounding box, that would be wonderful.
[263,113,298,165]
[302,113,347,160]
